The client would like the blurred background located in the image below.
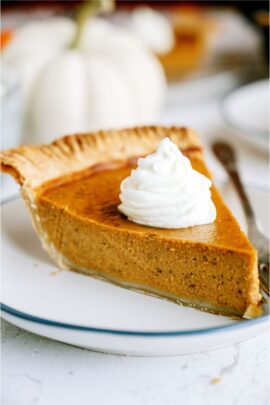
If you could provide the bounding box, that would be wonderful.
[1,0,269,197]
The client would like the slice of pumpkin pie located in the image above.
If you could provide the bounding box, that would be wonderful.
[1,126,262,318]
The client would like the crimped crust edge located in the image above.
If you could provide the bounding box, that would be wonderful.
[0,126,202,188]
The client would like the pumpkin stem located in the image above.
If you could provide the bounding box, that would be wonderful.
[70,0,114,49]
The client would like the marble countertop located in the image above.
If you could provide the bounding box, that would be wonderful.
[1,92,269,405]
[1,320,268,405]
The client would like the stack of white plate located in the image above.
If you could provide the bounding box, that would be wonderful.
[220,79,269,153]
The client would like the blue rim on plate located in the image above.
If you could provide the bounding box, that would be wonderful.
[1,195,269,338]
[1,303,269,337]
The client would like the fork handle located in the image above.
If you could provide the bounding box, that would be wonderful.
[212,142,255,225]
[226,167,255,223]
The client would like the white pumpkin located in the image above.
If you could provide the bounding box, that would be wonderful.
[3,16,166,143]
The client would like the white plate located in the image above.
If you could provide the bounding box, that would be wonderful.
[1,182,269,356]
[221,79,269,153]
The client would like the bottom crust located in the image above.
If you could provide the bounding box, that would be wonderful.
[62,256,262,320]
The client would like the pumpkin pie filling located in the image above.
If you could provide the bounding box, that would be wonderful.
[36,157,260,317]
[0,126,262,318]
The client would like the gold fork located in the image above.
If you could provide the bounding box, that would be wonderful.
[213,141,269,297]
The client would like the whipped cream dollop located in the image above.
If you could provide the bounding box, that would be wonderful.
[118,138,216,229]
